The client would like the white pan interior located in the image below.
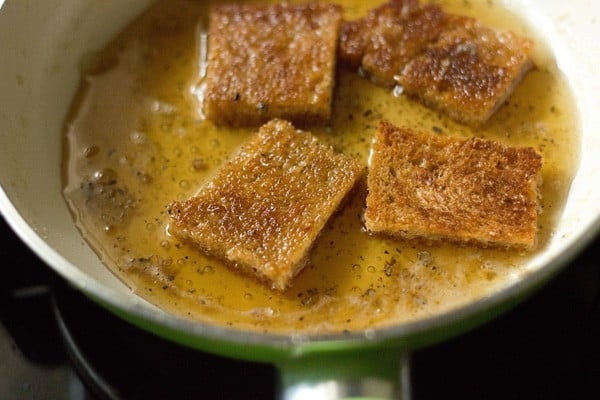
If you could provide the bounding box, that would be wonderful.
[0,0,156,310]
[0,0,599,341]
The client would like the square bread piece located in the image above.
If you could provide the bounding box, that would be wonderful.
[364,122,542,250]
[339,0,446,87]
[203,3,342,126]
[168,119,363,290]
[397,16,533,126]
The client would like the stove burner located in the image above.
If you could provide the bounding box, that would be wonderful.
[1,216,599,399]
[51,286,276,400]
[51,249,600,400]
[413,244,600,399]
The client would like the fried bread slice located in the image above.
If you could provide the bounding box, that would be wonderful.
[203,3,342,126]
[365,122,542,250]
[339,0,446,87]
[397,16,533,126]
[168,119,363,290]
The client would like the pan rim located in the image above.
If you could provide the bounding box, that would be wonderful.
[3,184,599,355]
[1,0,599,357]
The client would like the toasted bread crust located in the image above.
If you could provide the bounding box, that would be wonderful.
[168,119,363,290]
[398,16,533,126]
[340,1,533,125]
[339,0,445,87]
[203,3,342,126]
[365,122,542,250]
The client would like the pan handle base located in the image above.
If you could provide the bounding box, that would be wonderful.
[278,350,411,400]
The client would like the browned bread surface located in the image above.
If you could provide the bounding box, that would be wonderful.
[398,15,533,126]
[365,122,542,250]
[168,119,363,290]
[203,3,342,126]
[339,0,446,87]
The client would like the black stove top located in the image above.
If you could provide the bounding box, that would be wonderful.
[1,216,599,400]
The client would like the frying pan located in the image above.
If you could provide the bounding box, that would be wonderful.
[1,0,599,398]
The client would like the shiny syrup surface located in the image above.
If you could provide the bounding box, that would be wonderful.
[63,0,579,333]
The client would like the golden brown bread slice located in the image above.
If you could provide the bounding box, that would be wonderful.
[203,3,342,126]
[397,15,533,126]
[338,0,446,87]
[364,122,542,250]
[168,119,363,290]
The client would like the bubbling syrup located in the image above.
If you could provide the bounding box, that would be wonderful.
[63,0,579,333]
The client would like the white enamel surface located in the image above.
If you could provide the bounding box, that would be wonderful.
[0,0,599,344]
[0,0,157,310]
